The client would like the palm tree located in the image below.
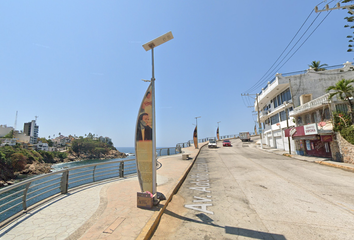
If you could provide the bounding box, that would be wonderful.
[308,61,328,71]
[326,79,354,123]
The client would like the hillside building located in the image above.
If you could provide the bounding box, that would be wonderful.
[24,120,39,144]
[255,61,354,158]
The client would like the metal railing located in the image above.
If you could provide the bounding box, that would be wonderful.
[290,93,330,116]
[156,147,181,156]
[0,145,183,224]
[0,159,137,224]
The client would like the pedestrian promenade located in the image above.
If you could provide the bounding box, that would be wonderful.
[0,143,207,240]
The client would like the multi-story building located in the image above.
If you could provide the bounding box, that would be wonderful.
[0,125,14,137]
[255,61,354,157]
[0,138,17,146]
[24,120,39,144]
[286,93,349,160]
[36,141,49,151]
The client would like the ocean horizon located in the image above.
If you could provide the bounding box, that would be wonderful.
[115,147,176,154]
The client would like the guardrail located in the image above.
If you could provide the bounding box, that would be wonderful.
[0,158,137,224]
[0,145,182,225]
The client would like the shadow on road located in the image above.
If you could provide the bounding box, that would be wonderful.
[162,209,287,240]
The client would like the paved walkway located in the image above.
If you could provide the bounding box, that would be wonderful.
[0,143,207,240]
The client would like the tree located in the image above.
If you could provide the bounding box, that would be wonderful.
[326,78,354,123]
[308,61,328,71]
[342,0,354,52]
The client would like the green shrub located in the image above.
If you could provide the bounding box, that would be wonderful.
[333,111,351,132]
[341,125,354,144]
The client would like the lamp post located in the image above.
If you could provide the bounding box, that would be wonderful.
[142,31,173,197]
[195,116,201,149]
[284,101,291,155]
[217,121,221,140]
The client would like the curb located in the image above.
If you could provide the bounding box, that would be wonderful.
[254,144,354,173]
[315,161,354,172]
[136,143,207,240]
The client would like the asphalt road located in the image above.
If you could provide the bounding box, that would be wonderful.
[152,138,354,240]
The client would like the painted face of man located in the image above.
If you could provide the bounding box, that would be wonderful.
[142,114,149,125]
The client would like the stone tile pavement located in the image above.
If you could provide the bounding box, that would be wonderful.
[0,143,207,240]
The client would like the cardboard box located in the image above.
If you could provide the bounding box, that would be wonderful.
[137,192,153,209]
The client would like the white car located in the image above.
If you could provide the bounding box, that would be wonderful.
[208,139,217,148]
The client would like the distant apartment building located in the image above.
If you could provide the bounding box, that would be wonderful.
[13,131,31,143]
[24,120,39,144]
[36,141,49,151]
[255,61,354,158]
[99,136,113,145]
[0,138,17,147]
[0,125,14,137]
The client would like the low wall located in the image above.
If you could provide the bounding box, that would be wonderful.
[337,133,354,164]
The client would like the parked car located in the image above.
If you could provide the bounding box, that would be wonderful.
[222,139,232,147]
[208,138,217,148]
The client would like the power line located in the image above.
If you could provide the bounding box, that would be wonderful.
[243,1,336,94]
[243,8,317,94]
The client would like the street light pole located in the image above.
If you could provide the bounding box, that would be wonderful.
[142,32,173,198]
[217,121,221,140]
[195,116,201,149]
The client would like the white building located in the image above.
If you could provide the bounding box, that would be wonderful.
[23,120,39,144]
[13,131,31,143]
[0,138,17,147]
[255,61,354,156]
[36,141,49,151]
[0,125,14,137]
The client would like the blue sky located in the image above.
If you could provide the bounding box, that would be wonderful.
[1,0,352,147]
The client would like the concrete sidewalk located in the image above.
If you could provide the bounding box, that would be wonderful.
[249,140,354,173]
[0,143,206,240]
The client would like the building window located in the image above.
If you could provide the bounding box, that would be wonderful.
[297,116,303,125]
[271,113,280,125]
[336,104,348,113]
[324,108,330,120]
[277,95,282,107]
[280,111,287,121]
[311,112,317,123]
[273,97,278,108]
[305,114,311,124]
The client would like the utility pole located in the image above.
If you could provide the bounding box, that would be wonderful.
[256,94,263,149]
[241,93,263,149]
[315,2,354,14]
[284,102,291,155]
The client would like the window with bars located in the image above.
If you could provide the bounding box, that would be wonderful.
[271,113,280,124]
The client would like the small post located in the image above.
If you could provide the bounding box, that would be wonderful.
[60,170,69,194]
[120,161,124,178]
[22,182,31,211]
[93,166,97,182]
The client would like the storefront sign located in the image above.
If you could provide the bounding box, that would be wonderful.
[321,135,333,142]
[289,128,297,136]
[304,123,318,135]
[285,124,319,138]
[285,126,305,137]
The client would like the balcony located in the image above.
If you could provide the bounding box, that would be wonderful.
[290,93,330,117]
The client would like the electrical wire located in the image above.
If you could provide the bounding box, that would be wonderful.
[243,8,317,94]
[243,0,336,94]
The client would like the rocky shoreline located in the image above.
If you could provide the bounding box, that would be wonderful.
[0,149,127,188]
